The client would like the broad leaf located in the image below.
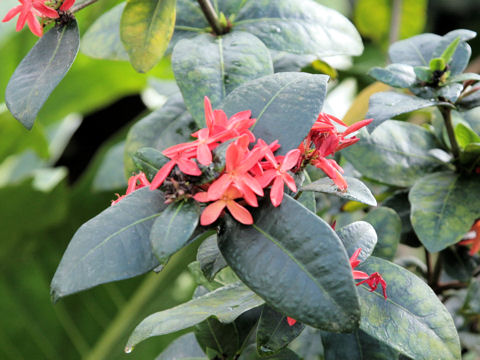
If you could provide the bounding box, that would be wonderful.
[364,207,401,261]
[389,33,442,66]
[132,147,169,180]
[234,0,363,57]
[121,0,176,72]
[455,123,480,149]
[222,72,328,156]
[368,64,416,88]
[437,83,463,103]
[197,234,227,281]
[256,305,305,356]
[321,329,399,360]
[126,282,264,349]
[301,176,377,206]
[431,29,476,75]
[366,92,449,129]
[343,120,443,187]
[357,257,461,360]
[50,188,166,301]
[156,333,205,360]
[336,221,377,261]
[172,32,273,127]
[81,2,129,61]
[461,279,480,316]
[218,195,360,332]
[92,141,127,191]
[288,326,323,360]
[150,200,200,263]
[409,171,480,253]
[442,247,479,283]
[5,21,80,129]
[297,171,316,213]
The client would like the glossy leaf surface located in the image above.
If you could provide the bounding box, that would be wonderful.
[409,171,480,253]
[368,64,416,88]
[197,234,227,281]
[336,221,377,261]
[222,72,328,155]
[358,257,461,360]
[301,176,377,206]
[126,282,264,348]
[218,195,360,331]
[172,32,273,127]
[364,207,401,261]
[343,120,442,187]
[6,21,80,129]
[51,188,166,301]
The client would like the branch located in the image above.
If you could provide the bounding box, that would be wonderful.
[197,0,224,35]
[71,0,99,14]
[439,106,460,159]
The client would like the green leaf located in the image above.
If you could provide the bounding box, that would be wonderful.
[366,91,449,129]
[414,66,433,82]
[409,171,480,253]
[336,221,377,261]
[234,0,363,57]
[321,329,399,360]
[389,33,442,67]
[442,247,479,283]
[343,121,442,187]
[460,142,480,168]
[50,188,167,301]
[455,123,480,149]
[81,2,129,61]
[156,333,206,360]
[132,147,169,180]
[457,90,480,111]
[150,200,200,264]
[357,257,461,360]
[447,73,480,84]
[218,194,360,332]
[5,21,80,129]
[222,72,328,156]
[440,37,460,65]
[239,345,301,360]
[197,234,227,281]
[120,0,176,72]
[288,326,323,360]
[124,94,195,175]
[437,83,463,103]
[364,207,401,261]
[431,29,476,75]
[257,305,305,356]
[301,176,377,206]
[126,282,265,349]
[297,171,316,213]
[461,279,480,316]
[429,57,445,71]
[172,32,273,127]
[368,64,416,88]
[92,141,127,191]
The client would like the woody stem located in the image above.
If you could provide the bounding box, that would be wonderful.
[197,0,224,35]
[439,106,460,159]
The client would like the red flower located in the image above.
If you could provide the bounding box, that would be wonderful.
[195,186,253,226]
[356,272,388,299]
[60,0,75,11]
[349,248,369,280]
[2,0,59,37]
[459,219,480,255]
[112,172,150,205]
[258,148,300,207]
[286,317,297,326]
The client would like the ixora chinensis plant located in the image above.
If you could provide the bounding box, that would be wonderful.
[3,0,479,358]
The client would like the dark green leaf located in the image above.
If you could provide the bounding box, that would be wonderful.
[172,32,273,127]
[358,257,461,360]
[92,141,127,191]
[239,345,301,360]
[156,333,205,360]
[234,0,363,57]
[443,247,479,283]
[222,72,328,155]
[132,147,169,180]
[409,171,480,252]
[301,176,376,206]
[218,195,360,332]
[321,329,399,360]
[368,64,416,88]
[461,279,480,316]
[457,90,480,111]
[81,2,129,61]
[50,188,166,301]
[364,207,401,261]
[389,33,442,66]
[124,94,195,175]
[366,92,449,129]
[5,21,80,129]
[336,221,377,261]
[343,120,442,187]
[197,235,227,281]
[288,326,323,360]
[120,0,176,72]
[297,171,316,213]
[150,200,200,263]
[256,305,305,356]
[126,282,265,349]
[460,142,480,168]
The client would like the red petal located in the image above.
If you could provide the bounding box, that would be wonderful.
[200,201,226,226]
[26,12,42,36]
[225,142,240,172]
[2,5,22,22]
[34,2,59,18]
[197,143,213,165]
[204,96,214,130]
[16,8,28,32]
[208,174,232,200]
[286,317,297,326]
[236,184,258,207]
[226,200,253,225]
[343,118,372,136]
[193,192,210,202]
[239,173,264,196]
[281,149,301,171]
[60,0,75,11]
[213,109,228,128]
[258,170,276,188]
[177,158,202,176]
[352,270,369,279]
[229,110,251,123]
[270,176,284,207]
[282,173,297,192]
[150,160,176,190]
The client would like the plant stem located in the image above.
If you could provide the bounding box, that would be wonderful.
[197,0,224,35]
[389,0,402,45]
[71,0,99,13]
[435,281,468,294]
[439,106,460,159]
[425,249,433,285]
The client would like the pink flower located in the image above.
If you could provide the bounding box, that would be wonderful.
[112,172,150,205]
[195,186,253,226]
[2,0,59,37]
[258,148,300,207]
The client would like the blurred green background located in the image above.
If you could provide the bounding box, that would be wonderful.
[0,0,479,359]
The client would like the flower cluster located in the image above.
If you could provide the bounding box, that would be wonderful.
[287,247,387,326]
[2,0,74,37]
[296,113,372,190]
